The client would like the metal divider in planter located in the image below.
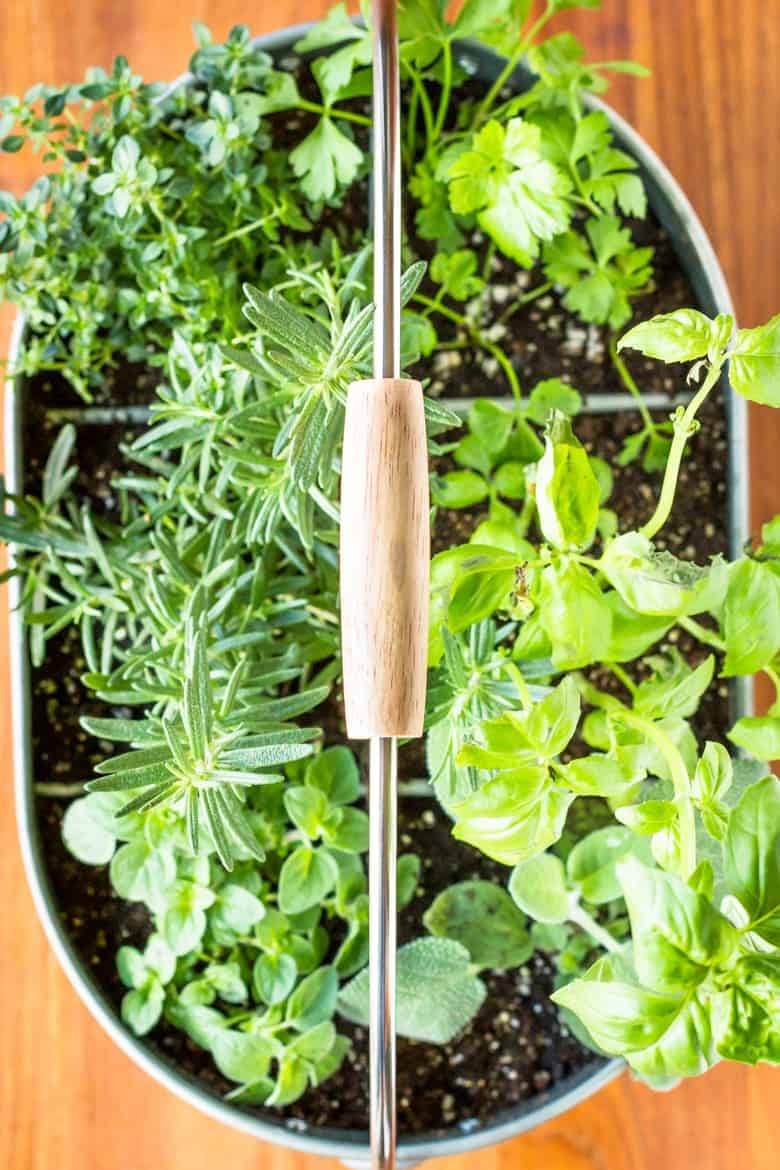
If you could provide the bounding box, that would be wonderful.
[4,23,750,1170]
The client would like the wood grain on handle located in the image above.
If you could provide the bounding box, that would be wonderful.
[340,378,430,738]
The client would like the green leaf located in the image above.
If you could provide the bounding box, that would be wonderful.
[216,883,265,933]
[567,826,650,904]
[338,938,486,1043]
[203,962,247,1005]
[290,117,363,202]
[692,742,733,801]
[423,880,533,968]
[625,991,714,1080]
[432,470,489,509]
[559,754,635,798]
[728,716,780,761]
[525,378,582,425]
[62,794,117,865]
[600,532,726,618]
[267,1054,309,1107]
[467,399,514,455]
[109,841,176,902]
[537,561,612,669]
[711,984,776,1064]
[722,559,780,676]
[449,119,572,264]
[305,747,360,805]
[730,315,780,405]
[430,249,484,301]
[452,767,573,866]
[618,857,738,993]
[616,799,677,835]
[724,775,780,944]
[278,846,338,915]
[553,973,685,1056]
[322,806,369,853]
[536,412,600,550]
[253,952,298,1006]
[603,592,672,662]
[447,553,517,633]
[210,1029,273,1084]
[286,966,339,1031]
[618,309,732,364]
[516,674,581,759]
[284,785,328,837]
[398,855,421,909]
[509,853,570,924]
[634,655,715,721]
[121,982,164,1036]
[161,881,212,955]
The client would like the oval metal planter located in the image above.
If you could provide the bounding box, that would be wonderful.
[4,23,748,1170]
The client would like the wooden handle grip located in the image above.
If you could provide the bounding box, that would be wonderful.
[339,378,430,739]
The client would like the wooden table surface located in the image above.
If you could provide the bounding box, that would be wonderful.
[1,3,778,1168]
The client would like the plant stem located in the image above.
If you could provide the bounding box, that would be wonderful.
[613,707,696,878]
[35,781,87,797]
[607,662,638,696]
[213,216,271,248]
[432,39,453,139]
[402,62,435,151]
[678,615,725,652]
[297,100,371,127]
[505,661,533,712]
[497,281,554,326]
[569,902,621,954]
[609,335,655,431]
[472,5,554,126]
[413,293,522,402]
[640,361,723,542]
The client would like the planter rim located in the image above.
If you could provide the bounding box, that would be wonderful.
[4,22,748,1167]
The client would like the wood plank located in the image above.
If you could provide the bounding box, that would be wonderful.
[1,3,777,1168]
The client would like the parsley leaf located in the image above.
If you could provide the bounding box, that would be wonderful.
[448,118,573,265]
[544,214,653,328]
[290,117,363,202]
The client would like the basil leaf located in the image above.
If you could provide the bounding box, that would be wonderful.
[452,767,572,866]
[537,561,612,669]
[567,827,651,904]
[728,716,780,761]
[724,775,780,944]
[618,309,730,363]
[536,412,600,549]
[618,857,738,992]
[730,315,780,406]
[722,559,780,676]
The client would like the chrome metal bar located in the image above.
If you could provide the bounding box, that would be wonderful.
[368,735,397,1170]
[370,3,400,1167]
[372,0,401,382]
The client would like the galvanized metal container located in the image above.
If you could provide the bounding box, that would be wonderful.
[5,25,748,1170]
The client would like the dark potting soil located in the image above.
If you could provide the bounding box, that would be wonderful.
[16,60,734,1140]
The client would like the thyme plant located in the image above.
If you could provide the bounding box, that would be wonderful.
[2,3,780,1108]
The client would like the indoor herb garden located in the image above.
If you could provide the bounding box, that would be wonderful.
[2,0,780,1140]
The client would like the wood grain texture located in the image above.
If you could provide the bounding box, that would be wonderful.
[340,378,429,737]
[1,2,778,1167]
